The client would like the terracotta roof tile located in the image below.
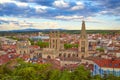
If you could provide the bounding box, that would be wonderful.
[94,59,120,68]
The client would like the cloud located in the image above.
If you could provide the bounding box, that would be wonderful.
[53,0,69,9]
[90,0,120,16]
[71,1,84,11]
[0,23,23,31]
[0,17,19,24]
[85,17,103,23]
[0,0,120,21]
[55,15,84,20]
[15,0,55,6]
[0,0,13,3]
[55,15,102,23]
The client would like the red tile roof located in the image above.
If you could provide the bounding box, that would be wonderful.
[94,59,120,68]
[0,53,18,65]
[30,45,40,49]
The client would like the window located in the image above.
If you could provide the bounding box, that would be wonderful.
[68,54,71,58]
[63,54,66,57]
[76,54,78,57]
[82,41,85,45]
[59,54,61,57]
[81,47,85,52]
[72,54,75,57]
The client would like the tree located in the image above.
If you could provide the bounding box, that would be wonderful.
[36,41,49,48]
[1,59,120,80]
[46,69,61,80]
[96,48,104,52]
[28,39,34,45]
[71,66,91,80]
[59,70,71,80]
[92,75,101,80]
[64,44,78,49]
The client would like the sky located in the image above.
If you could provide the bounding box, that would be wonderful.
[0,0,120,31]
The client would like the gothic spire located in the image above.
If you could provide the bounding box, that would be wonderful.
[81,20,87,39]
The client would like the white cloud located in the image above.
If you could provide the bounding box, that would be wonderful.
[34,5,47,13]
[0,0,29,8]
[85,17,103,23]
[26,21,60,29]
[0,17,18,22]
[0,0,13,3]
[53,0,69,8]
[0,23,24,31]
[35,8,46,13]
[97,11,108,15]
[34,5,48,10]
[71,1,84,11]
[14,1,28,7]
[55,15,84,20]
[55,15,102,23]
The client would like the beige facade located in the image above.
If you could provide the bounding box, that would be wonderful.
[49,31,60,51]
[42,21,89,59]
[78,21,89,58]
[16,40,31,54]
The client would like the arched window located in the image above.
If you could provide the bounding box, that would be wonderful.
[24,51,26,54]
[20,51,21,54]
[72,54,75,57]
[82,55,84,58]
[47,55,51,59]
[59,54,62,57]
[63,53,66,57]
[76,54,78,57]
[68,54,71,58]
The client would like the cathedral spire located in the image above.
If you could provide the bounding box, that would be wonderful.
[81,20,87,39]
[78,20,89,58]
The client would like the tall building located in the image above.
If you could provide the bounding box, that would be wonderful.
[78,21,89,58]
[42,21,89,59]
[42,31,60,59]
[49,31,60,51]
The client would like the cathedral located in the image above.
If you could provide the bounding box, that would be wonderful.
[42,21,89,59]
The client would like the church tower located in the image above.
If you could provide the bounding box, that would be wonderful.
[49,31,60,51]
[78,21,89,58]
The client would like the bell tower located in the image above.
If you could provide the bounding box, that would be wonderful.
[78,21,89,58]
[49,31,60,51]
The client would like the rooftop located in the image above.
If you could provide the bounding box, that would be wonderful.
[94,59,120,68]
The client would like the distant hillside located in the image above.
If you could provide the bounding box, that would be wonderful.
[0,28,119,36]
[0,28,65,33]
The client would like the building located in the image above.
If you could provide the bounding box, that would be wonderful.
[78,21,89,58]
[16,40,31,54]
[92,59,120,77]
[42,21,89,59]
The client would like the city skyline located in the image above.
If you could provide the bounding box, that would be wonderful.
[0,0,120,31]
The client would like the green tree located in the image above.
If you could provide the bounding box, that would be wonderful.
[36,41,49,48]
[28,39,34,45]
[60,70,71,80]
[96,48,104,52]
[92,75,101,80]
[64,44,78,49]
[71,66,91,80]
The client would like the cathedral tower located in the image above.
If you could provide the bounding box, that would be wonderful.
[78,21,89,58]
[49,31,60,51]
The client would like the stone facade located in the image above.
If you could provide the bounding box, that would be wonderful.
[42,21,89,59]
[16,40,31,54]
[78,21,89,58]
